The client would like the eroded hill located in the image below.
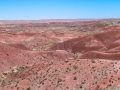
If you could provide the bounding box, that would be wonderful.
[0,19,120,90]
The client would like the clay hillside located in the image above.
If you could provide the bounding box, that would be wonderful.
[0,19,120,90]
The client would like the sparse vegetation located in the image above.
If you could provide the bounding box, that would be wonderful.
[26,87,30,90]
[73,77,77,80]
[58,78,62,83]
[91,59,95,63]
[73,65,78,70]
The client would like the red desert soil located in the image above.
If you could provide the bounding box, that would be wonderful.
[50,30,120,60]
[0,19,120,90]
[80,51,120,60]
[0,42,73,72]
[1,59,120,90]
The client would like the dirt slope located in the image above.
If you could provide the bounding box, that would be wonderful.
[50,30,120,60]
[0,42,73,72]
[80,51,120,60]
[50,30,120,52]
[1,59,120,90]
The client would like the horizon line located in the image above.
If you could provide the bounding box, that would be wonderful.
[0,18,120,21]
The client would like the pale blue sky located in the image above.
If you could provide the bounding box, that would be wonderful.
[0,0,120,20]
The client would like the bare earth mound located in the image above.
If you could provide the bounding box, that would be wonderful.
[80,51,120,60]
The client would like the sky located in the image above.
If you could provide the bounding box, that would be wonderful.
[0,0,120,20]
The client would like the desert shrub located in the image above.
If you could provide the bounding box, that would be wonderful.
[2,72,7,76]
[91,59,95,63]
[58,78,62,83]
[73,77,77,80]
[1,80,5,87]
[73,65,78,70]
[105,85,120,90]
[26,87,30,90]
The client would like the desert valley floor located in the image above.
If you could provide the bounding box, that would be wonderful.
[0,19,120,90]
